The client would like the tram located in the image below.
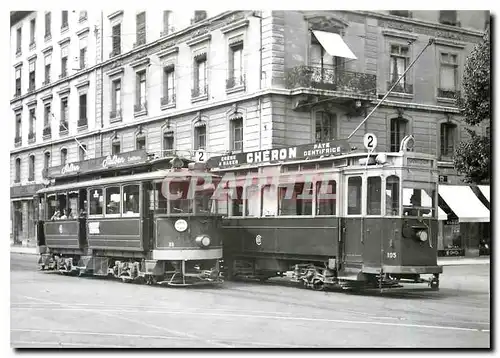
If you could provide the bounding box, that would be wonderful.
[35,151,223,286]
[207,136,443,291]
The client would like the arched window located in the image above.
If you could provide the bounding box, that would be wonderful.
[230,116,243,151]
[61,148,68,166]
[194,123,206,150]
[15,158,21,183]
[163,130,174,157]
[28,155,35,181]
[390,117,407,152]
[315,111,336,143]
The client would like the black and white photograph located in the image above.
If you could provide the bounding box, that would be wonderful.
[6,5,491,351]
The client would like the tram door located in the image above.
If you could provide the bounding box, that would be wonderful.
[339,175,364,275]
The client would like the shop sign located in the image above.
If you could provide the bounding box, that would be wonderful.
[46,150,148,179]
[10,183,43,198]
[207,139,350,169]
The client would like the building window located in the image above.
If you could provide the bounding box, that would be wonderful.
[43,103,51,136]
[193,54,207,97]
[440,11,458,26]
[44,52,51,84]
[440,123,457,159]
[79,37,88,69]
[195,125,206,150]
[28,155,35,181]
[61,11,68,29]
[315,111,336,143]
[111,79,121,118]
[60,148,67,166]
[30,18,36,45]
[231,117,243,152]
[28,108,36,141]
[79,144,87,161]
[438,53,459,98]
[15,113,22,144]
[389,44,410,92]
[135,71,147,110]
[16,27,22,54]
[60,97,69,132]
[390,117,407,152]
[111,24,121,56]
[44,151,51,171]
[162,65,175,105]
[61,45,68,78]
[163,11,172,35]
[136,12,146,46]
[389,10,410,17]
[15,158,21,183]
[15,67,21,96]
[136,133,146,150]
[192,10,207,24]
[112,138,121,155]
[45,12,51,38]
[79,11,88,22]
[227,42,244,89]
[163,131,174,156]
[385,175,400,216]
[28,60,36,91]
[78,93,87,127]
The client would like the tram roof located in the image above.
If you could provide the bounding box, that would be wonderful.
[37,168,221,194]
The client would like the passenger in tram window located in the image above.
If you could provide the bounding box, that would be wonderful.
[79,208,87,218]
[59,209,68,220]
[50,210,61,221]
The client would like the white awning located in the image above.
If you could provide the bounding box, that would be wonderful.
[439,185,490,223]
[312,30,357,60]
[478,185,490,202]
[438,207,447,221]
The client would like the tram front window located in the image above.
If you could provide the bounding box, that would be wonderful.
[403,188,435,217]
[169,182,193,214]
[195,189,215,214]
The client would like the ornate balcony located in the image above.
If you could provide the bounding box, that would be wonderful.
[438,88,460,100]
[161,93,176,107]
[134,102,148,117]
[43,126,51,138]
[191,84,208,98]
[59,121,68,134]
[28,131,35,143]
[226,75,246,92]
[387,80,414,94]
[77,118,88,129]
[285,66,377,96]
[110,109,122,122]
[14,135,21,146]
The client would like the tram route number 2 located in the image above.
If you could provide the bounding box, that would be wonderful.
[363,133,378,151]
[386,252,397,259]
[195,149,206,163]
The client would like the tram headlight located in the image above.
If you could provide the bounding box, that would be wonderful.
[416,230,428,242]
[195,235,211,248]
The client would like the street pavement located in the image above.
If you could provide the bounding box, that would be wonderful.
[10,253,490,348]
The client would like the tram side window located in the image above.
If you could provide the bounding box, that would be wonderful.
[48,193,68,220]
[47,194,58,220]
[79,189,88,218]
[316,180,336,215]
[261,184,277,217]
[68,191,79,219]
[89,189,104,216]
[385,176,400,216]
[105,186,121,215]
[123,184,140,216]
[367,177,382,215]
[347,176,362,215]
[245,185,260,217]
[278,182,312,216]
[231,186,244,216]
[403,188,435,217]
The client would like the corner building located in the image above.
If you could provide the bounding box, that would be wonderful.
[10,10,490,251]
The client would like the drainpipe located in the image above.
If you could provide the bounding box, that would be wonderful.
[99,10,104,156]
[256,11,263,150]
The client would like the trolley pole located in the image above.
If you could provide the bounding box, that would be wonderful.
[52,113,88,156]
[348,38,435,140]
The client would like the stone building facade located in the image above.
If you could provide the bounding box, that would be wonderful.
[10,10,489,247]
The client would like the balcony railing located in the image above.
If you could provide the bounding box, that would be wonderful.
[28,131,35,142]
[134,102,147,113]
[77,118,88,128]
[285,66,377,95]
[161,93,176,106]
[59,71,67,79]
[110,109,122,120]
[110,49,121,58]
[14,136,21,145]
[387,80,414,94]
[226,75,246,90]
[191,84,208,98]
[59,121,68,133]
[43,126,51,137]
[438,88,460,100]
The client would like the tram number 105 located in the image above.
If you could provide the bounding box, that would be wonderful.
[386,252,397,259]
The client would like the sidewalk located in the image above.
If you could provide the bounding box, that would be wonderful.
[10,246,491,266]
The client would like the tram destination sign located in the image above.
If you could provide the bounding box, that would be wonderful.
[46,149,148,178]
[207,139,350,169]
